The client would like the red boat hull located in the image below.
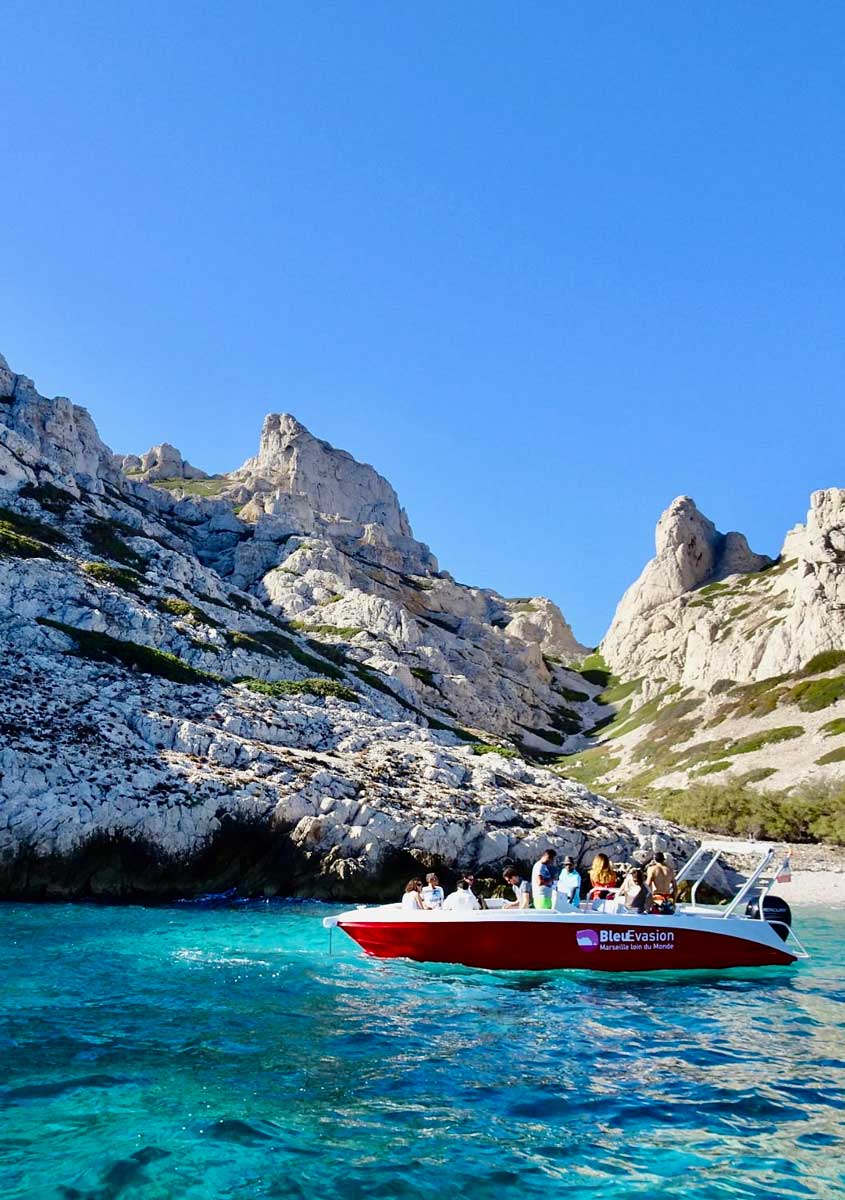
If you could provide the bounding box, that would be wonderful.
[338,916,796,972]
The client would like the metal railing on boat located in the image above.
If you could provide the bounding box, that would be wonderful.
[676,843,810,959]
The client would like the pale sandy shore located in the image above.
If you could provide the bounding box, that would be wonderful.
[700,836,845,908]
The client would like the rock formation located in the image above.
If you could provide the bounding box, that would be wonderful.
[3,349,678,901]
[602,493,844,689]
[116,443,209,482]
[583,492,845,796]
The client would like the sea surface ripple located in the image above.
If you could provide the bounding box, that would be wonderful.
[0,902,843,1199]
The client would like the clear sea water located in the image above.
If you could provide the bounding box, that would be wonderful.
[1,903,843,1200]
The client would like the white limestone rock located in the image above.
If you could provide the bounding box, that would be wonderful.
[116,442,209,482]
[233,413,412,537]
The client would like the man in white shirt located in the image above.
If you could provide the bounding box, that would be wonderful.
[442,880,481,911]
[421,872,445,909]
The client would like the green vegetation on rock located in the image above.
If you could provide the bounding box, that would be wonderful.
[801,649,845,675]
[225,627,346,680]
[289,622,362,638]
[151,477,229,497]
[81,561,144,593]
[816,747,845,766]
[158,597,220,627]
[19,481,76,514]
[0,505,68,560]
[242,677,359,703]
[83,519,145,569]
[596,677,642,707]
[410,666,437,687]
[38,619,220,685]
[739,767,778,784]
[470,742,519,758]
[577,650,613,689]
[727,726,804,755]
[691,760,733,776]
[789,675,845,713]
[821,717,845,738]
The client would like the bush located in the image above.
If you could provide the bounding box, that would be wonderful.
[471,742,519,758]
[38,619,221,685]
[801,649,845,675]
[692,760,733,776]
[83,519,145,569]
[0,521,60,561]
[158,597,220,626]
[0,505,68,556]
[242,677,358,703]
[816,747,845,766]
[821,718,845,738]
[728,726,804,755]
[290,622,362,638]
[788,676,845,713]
[661,778,845,844]
[81,561,144,593]
[578,650,613,689]
[151,477,229,498]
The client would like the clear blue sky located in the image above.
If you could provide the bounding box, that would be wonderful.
[1,2,842,644]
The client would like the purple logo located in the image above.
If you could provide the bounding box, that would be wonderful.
[576,929,599,951]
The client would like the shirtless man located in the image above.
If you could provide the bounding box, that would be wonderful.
[646,852,676,900]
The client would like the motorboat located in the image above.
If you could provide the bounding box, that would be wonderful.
[322,846,808,972]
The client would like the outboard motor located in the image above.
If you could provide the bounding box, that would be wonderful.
[746,894,792,942]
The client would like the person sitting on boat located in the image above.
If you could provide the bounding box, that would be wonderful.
[421,872,445,909]
[646,852,676,906]
[555,856,582,910]
[442,879,481,911]
[402,879,425,911]
[531,848,557,910]
[464,873,487,910]
[618,867,652,914]
[503,867,531,909]
[588,853,618,900]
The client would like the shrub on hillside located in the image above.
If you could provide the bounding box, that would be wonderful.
[242,677,358,703]
[38,619,220,686]
[660,779,845,845]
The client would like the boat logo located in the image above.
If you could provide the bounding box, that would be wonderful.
[576,929,599,951]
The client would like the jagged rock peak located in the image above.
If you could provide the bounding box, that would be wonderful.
[603,495,771,652]
[116,442,209,482]
[234,412,412,538]
[0,349,116,491]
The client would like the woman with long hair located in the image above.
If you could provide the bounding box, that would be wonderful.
[589,853,617,889]
[401,878,425,910]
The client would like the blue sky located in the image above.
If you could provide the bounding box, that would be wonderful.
[1,2,842,644]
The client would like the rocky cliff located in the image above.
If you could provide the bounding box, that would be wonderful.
[1,350,693,900]
[567,494,845,799]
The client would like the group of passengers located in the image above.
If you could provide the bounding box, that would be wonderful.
[401,851,676,915]
[507,849,677,913]
[402,873,482,911]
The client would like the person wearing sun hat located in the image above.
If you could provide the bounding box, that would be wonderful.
[555,855,582,911]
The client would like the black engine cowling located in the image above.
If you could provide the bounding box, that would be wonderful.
[745,894,792,941]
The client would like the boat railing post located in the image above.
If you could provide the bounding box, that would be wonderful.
[689,851,721,908]
[723,848,776,918]
[675,845,708,886]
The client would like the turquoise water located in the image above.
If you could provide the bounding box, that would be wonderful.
[1,903,844,1200]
